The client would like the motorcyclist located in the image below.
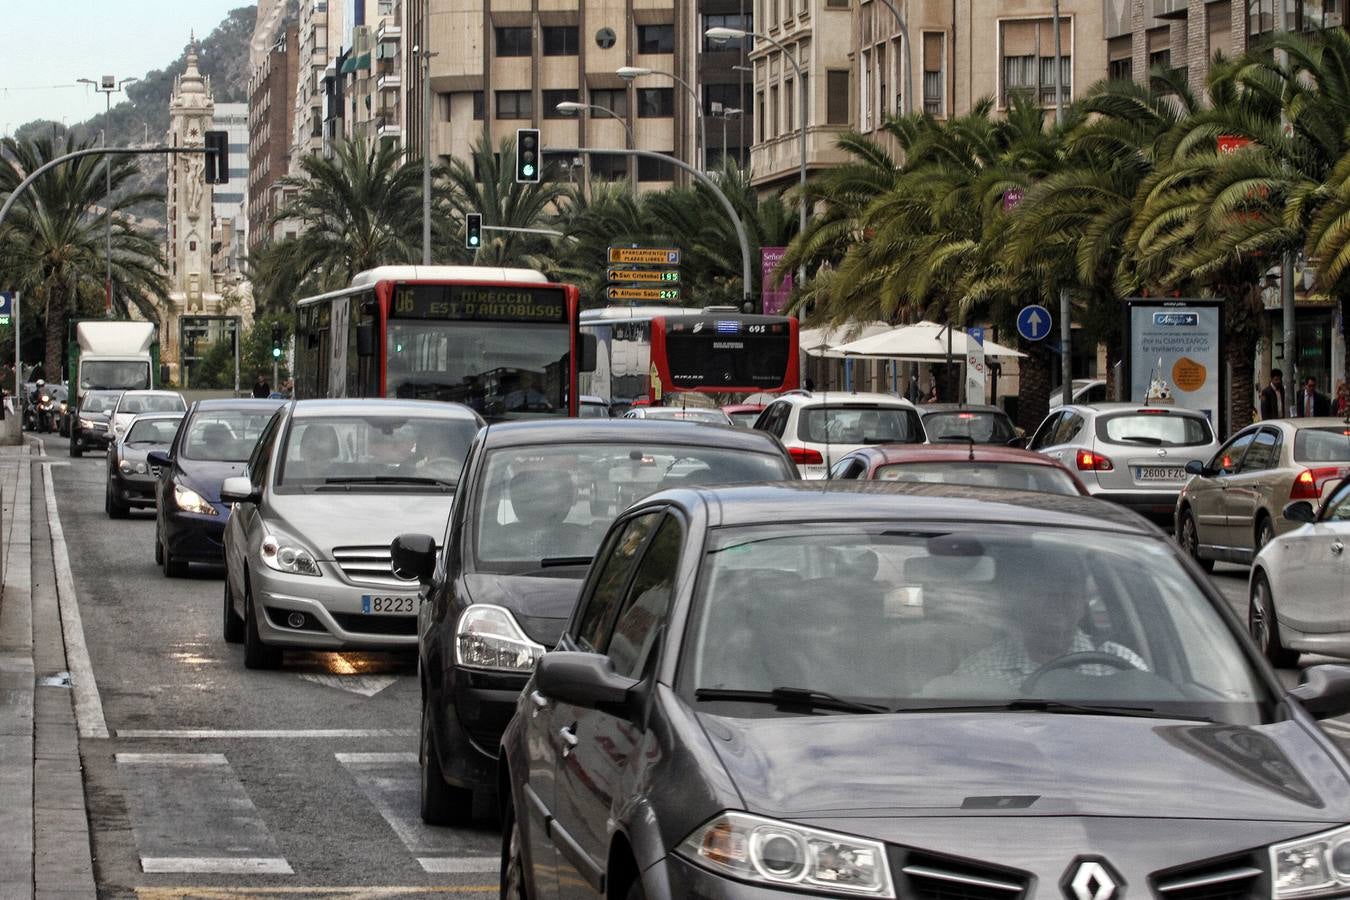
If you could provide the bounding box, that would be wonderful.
[27,380,48,431]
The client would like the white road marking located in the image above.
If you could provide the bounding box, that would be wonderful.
[117,728,415,739]
[115,753,228,766]
[417,857,499,874]
[140,857,294,875]
[335,752,418,765]
[42,461,109,739]
[298,673,398,697]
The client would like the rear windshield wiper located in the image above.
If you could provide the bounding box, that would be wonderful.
[896,699,1213,721]
[694,687,891,714]
[320,476,455,488]
[539,556,593,568]
[1114,435,1165,445]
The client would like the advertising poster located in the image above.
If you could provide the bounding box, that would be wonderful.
[1127,300,1222,425]
[761,247,793,316]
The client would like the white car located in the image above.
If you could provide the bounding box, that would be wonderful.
[1248,477,1350,667]
[623,406,733,425]
[1049,378,1108,409]
[108,390,187,441]
[751,391,926,478]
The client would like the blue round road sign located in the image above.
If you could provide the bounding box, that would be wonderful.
[1017,305,1052,342]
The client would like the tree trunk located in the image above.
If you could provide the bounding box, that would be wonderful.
[1017,341,1053,434]
[44,286,66,385]
[1227,330,1256,438]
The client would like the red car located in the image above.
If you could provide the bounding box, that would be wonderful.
[720,403,765,428]
[826,443,1089,495]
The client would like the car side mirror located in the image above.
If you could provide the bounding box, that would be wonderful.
[1289,664,1350,719]
[579,333,597,373]
[390,533,437,585]
[147,449,172,468]
[1283,500,1317,524]
[356,322,376,358]
[535,651,640,718]
[220,476,260,504]
[1185,460,1206,476]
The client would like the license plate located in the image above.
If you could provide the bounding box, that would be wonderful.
[361,594,415,615]
[1136,466,1186,481]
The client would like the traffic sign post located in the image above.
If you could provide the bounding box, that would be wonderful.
[608,247,681,266]
[605,246,682,303]
[605,268,680,284]
[606,286,682,302]
[0,291,12,327]
[965,326,986,403]
[1017,305,1052,342]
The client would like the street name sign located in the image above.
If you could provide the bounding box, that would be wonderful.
[606,268,680,284]
[608,247,681,265]
[606,286,681,302]
[0,291,13,326]
[1016,305,1051,342]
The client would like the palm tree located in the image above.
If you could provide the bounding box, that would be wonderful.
[0,134,167,381]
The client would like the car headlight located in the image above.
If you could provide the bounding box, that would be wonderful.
[455,604,546,672]
[677,812,895,898]
[1272,824,1350,898]
[259,533,321,577]
[173,484,218,516]
[119,460,148,475]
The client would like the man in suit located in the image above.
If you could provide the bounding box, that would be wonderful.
[1259,369,1286,420]
[1297,376,1332,417]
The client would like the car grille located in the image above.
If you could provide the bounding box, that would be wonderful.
[896,851,1029,900]
[331,545,424,588]
[1151,853,1265,900]
[331,612,416,636]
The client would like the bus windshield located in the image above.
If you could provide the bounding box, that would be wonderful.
[81,361,150,391]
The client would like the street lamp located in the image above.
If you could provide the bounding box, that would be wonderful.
[556,101,636,191]
[77,75,139,317]
[617,66,706,172]
[715,106,742,169]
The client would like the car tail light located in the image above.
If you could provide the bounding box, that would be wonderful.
[1076,449,1114,471]
[788,446,824,465]
[1291,466,1345,500]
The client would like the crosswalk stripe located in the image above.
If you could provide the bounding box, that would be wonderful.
[141,857,294,875]
[418,857,499,874]
[115,753,227,766]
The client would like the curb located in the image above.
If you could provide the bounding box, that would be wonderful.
[0,443,35,898]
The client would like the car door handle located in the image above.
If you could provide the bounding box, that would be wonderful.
[559,725,578,756]
[1334,542,1345,555]
[529,691,549,716]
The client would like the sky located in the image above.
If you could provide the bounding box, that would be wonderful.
[0,0,254,137]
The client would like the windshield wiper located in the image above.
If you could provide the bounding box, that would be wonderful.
[1114,435,1164,445]
[320,476,455,488]
[539,556,593,568]
[695,687,891,714]
[897,699,1213,722]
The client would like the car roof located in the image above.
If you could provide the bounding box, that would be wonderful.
[188,398,286,413]
[721,404,764,413]
[479,418,788,452]
[126,412,184,421]
[1060,403,1211,418]
[918,404,1008,415]
[845,444,1065,465]
[288,398,483,421]
[771,391,917,408]
[659,481,1157,534]
[119,389,181,398]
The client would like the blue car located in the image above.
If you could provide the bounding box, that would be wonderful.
[150,398,286,577]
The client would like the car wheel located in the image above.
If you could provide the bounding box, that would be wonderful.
[242,583,282,669]
[1179,508,1214,573]
[70,437,82,458]
[154,531,164,566]
[624,877,647,900]
[420,697,472,825]
[1250,570,1299,668]
[222,576,244,644]
[500,788,528,899]
[162,541,188,578]
[106,481,129,519]
[1255,516,1275,553]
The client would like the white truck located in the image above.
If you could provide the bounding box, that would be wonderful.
[70,321,159,407]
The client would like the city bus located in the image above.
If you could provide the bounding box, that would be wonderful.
[580,306,798,411]
[293,266,591,418]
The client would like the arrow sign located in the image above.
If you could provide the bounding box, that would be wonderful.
[1017,305,1051,342]
[608,247,681,265]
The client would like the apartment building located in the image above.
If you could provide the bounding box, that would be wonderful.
[210,102,249,280]
[248,24,299,251]
[292,0,346,169]
[403,0,754,190]
[316,0,403,153]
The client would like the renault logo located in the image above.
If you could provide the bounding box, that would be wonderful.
[1062,858,1123,900]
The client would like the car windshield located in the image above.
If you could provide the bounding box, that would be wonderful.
[180,410,275,462]
[798,406,924,444]
[1294,426,1350,463]
[82,361,150,391]
[119,394,185,416]
[924,411,1016,444]
[579,403,609,419]
[1098,412,1213,446]
[684,524,1271,724]
[126,418,181,445]
[874,461,1081,495]
[639,408,729,424]
[277,414,479,490]
[727,411,761,428]
[474,443,790,573]
[80,392,122,413]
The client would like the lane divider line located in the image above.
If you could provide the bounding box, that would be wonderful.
[140,856,295,875]
[115,752,228,766]
[417,856,500,874]
[333,752,418,765]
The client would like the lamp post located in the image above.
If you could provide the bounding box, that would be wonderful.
[556,101,636,191]
[716,106,742,168]
[77,75,138,317]
[616,66,706,171]
[413,42,439,265]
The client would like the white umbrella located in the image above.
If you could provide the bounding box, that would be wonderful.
[799,321,892,358]
[830,321,1025,359]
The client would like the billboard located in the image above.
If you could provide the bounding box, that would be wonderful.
[1126,299,1223,426]
[761,247,793,316]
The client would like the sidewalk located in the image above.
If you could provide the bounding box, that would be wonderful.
[0,441,98,899]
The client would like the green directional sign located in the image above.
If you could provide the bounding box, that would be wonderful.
[606,286,681,302]
[606,268,680,284]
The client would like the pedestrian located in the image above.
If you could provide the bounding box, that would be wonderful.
[1259,368,1286,420]
[804,378,816,392]
[251,373,271,399]
[925,383,940,403]
[1296,376,1331,417]
[1336,380,1349,416]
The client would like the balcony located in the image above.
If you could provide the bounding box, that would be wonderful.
[378,72,402,91]
[375,115,403,139]
[378,19,402,41]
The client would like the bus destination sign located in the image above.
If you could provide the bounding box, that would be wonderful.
[392,284,568,323]
[608,247,681,265]
[605,268,680,284]
[606,286,681,302]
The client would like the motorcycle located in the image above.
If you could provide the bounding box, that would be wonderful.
[24,393,57,433]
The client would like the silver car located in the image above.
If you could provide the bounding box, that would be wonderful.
[220,399,483,669]
[1028,403,1220,523]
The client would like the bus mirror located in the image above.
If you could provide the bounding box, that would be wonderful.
[356,323,376,358]
[579,333,597,373]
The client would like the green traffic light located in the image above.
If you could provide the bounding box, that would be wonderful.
[522,164,536,177]
[469,236,480,246]
[272,348,282,359]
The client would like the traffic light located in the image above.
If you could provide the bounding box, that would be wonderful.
[515,128,540,183]
[270,323,283,360]
[204,130,229,184]
[466,213,482,250]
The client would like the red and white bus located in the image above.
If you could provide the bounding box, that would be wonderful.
[293,266,590,419]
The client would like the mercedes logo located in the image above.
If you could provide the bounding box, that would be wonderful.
[1062,858,1122,900]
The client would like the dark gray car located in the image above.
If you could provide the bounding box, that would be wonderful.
[499,481,1350,900]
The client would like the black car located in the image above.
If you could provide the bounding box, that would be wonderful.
[499,481,1350,900]
[392,420,797,825]
[105,412,183,518]
[919,402,1022,445]
[70,389,124,457]
[149,398,285,577]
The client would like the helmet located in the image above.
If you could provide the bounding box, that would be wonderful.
[35,379,44,388]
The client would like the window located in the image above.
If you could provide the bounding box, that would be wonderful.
[1000,18,1071,107]
[860,48,872,130]
[495,90,532,119]
[573,513,662,653]
[704,82,747,115]
[472,90,485,120]
[757,90,766,140]
[1039,55,1072,106]
[638,152,675,182]
[1003,55,1036,105]
[590,152,628,180]
[542,25,578,56]
[769,85,779,137]
[1211,433,1256,474]
[826,69,850,124]
[704,13,752,51]
[784,78,794,130]
[590,88,628,117]
[542,89,580,117]
[495,26,532,57]
[1109,57,1132,81]
[637,23,674,54]
[638,87,674,117]
[923,32,945,116]
[605,516,682,678]
[825,0,849,7]
[800,72,809,126]
[1239,429,1280,472]
[1149,48,1172,71]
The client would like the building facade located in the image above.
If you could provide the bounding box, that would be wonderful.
[292,0,346,170]
[210,102,250,282]
[248,24,299,251]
